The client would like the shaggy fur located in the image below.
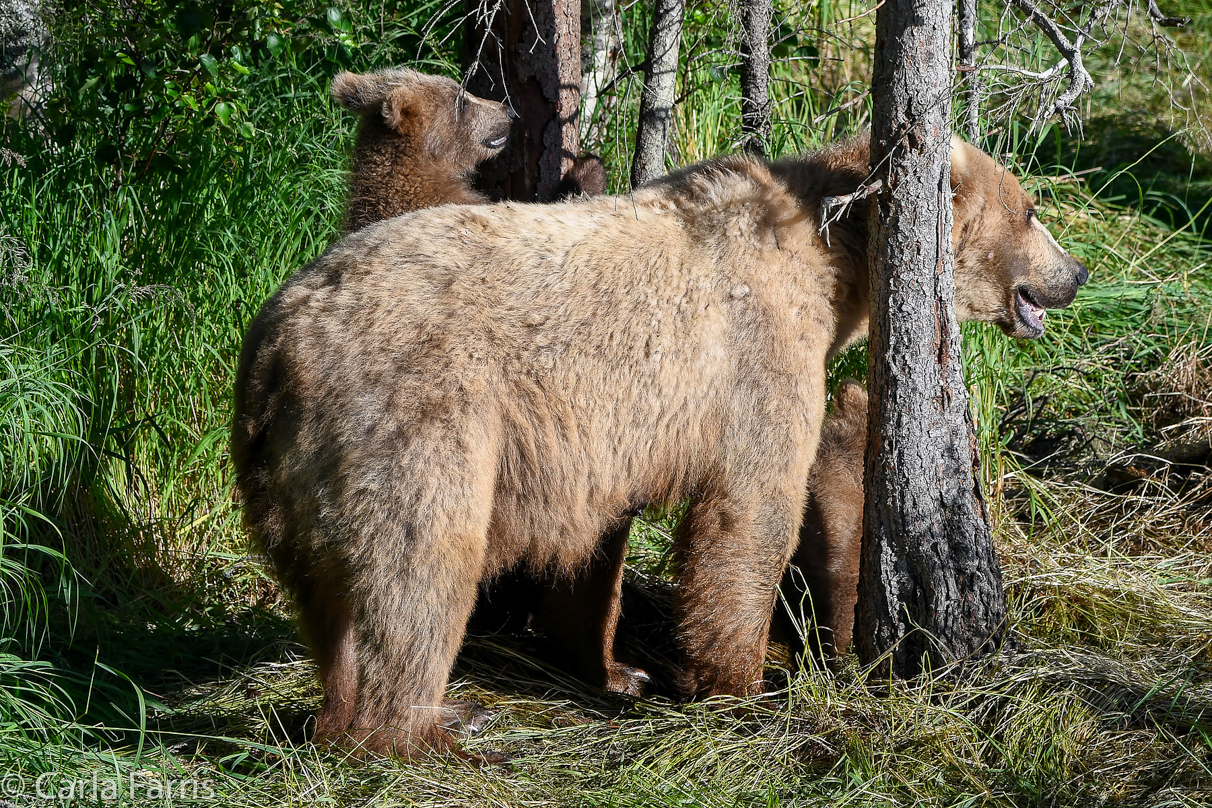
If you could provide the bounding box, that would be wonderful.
[332,68,513,233]
[231,135,1087,758]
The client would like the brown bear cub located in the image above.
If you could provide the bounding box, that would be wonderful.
[331,68,513,233]
[333,68,607,234]
[771,380,867,662]
[231,135,1087,759]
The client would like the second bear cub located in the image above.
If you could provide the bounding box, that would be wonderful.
[331,68,513,232]
[772,380,867,661]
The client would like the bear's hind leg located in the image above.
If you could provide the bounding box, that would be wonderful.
[336,445,496,759]
[343,538,487,758]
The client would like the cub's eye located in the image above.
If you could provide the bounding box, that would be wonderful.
[1025,208,1036,224]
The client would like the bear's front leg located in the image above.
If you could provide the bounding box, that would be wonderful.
[673,490,804,698]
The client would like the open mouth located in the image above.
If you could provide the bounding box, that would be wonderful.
[1014,286,1047,337]
[483,133,509,149]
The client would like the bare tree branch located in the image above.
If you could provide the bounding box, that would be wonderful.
[1145,0,1189,27]
[973,0,1207,147]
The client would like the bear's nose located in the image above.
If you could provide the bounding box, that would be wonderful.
[1074,261,1089,286]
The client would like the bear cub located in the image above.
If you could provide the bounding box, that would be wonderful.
[333,67,608,234]
[772,380,867,662]
[331,68,513,233]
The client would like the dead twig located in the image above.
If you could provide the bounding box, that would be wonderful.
[819,179,883,245]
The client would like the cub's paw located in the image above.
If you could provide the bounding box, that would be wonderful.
[605,663,652,697]
[440,699,495,737]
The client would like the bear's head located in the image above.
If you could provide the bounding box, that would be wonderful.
[331,68,513,171]
[951,138,1089,339]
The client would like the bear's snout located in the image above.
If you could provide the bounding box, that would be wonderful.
[483,125,511,150]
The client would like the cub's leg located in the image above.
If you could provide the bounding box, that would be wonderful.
[674,489,805,698]
[778,483,862,662]
[532,519,652,695]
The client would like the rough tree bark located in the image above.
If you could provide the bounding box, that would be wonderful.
[958,0,980,140]
[738,0,772,157]
[464,0,582,201]
[630,0,684,187]
[855,0,1007,679]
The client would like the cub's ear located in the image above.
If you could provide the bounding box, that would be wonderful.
[331,71,379,113]
[381,87,416,132]
[332,69,419,131]
[831,379,868,416]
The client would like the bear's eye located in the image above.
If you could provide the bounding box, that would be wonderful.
[1025,208,1035,224]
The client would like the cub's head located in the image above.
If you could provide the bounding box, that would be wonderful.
[331,68,513,170]
[951,137,1089,338]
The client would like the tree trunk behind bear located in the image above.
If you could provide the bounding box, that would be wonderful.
[464,0,582,201]
[737,0,771,157]
[855,0,1007,680]
[580,0,620,141]
[957,0,980,141]
[630,0,684,188]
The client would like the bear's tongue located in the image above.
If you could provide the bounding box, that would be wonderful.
[1015,289,1046,334]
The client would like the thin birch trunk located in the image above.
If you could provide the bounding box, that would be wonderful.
[958,0,980,140]
[580,0,620,140]
[630,0,684,188]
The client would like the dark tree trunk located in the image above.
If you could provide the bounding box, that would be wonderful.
[738,0,772,157]
[630,0,684,188]
[855,0,1007,680]
[958,0,980,140]
[464,0,582,202]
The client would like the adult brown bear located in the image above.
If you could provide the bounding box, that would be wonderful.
[231,135,1087,759]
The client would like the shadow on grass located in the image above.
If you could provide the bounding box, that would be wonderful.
[1028,113,1212,237]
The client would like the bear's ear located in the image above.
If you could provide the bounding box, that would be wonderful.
[381,89,416,132]
[949,135,972,191]
[831,379,867,416]
[332,71,381,113]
